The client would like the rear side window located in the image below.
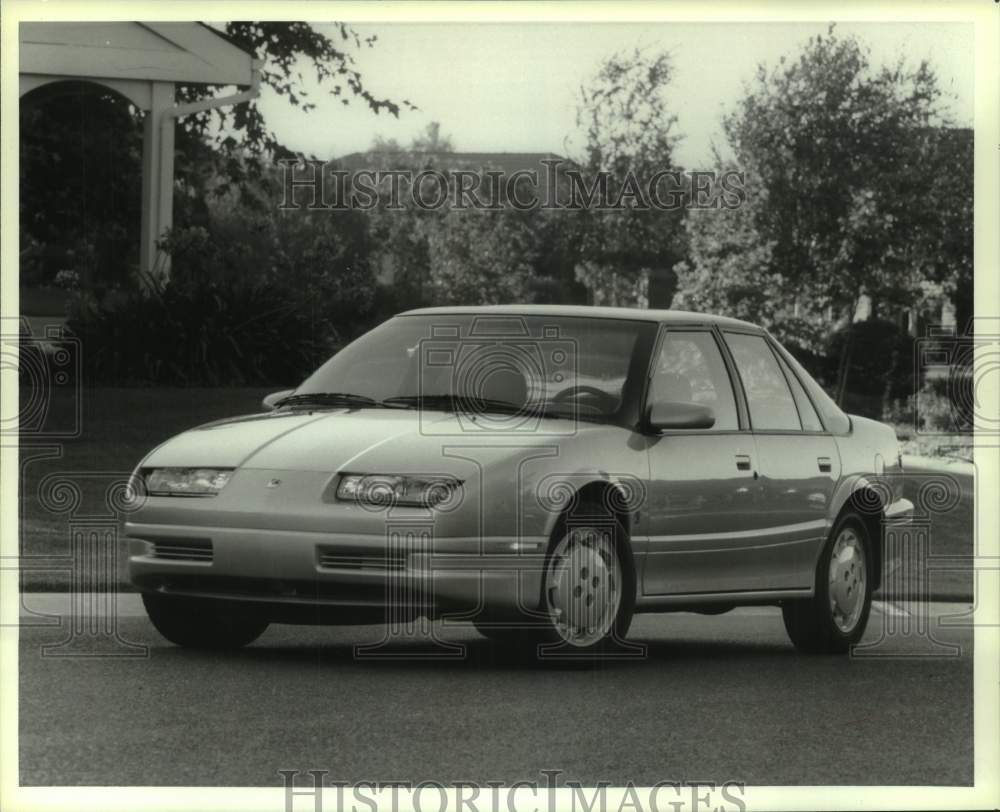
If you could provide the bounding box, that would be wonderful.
[771,340,852,435]
[775,350,824,431]
[723,332,801,431]
[649,331,739,430]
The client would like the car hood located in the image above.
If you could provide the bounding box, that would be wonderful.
[140,408,587,473]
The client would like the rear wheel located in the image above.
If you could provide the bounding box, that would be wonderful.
[782,512,873,653]
[142,593,269,649]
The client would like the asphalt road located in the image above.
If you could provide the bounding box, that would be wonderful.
[17,596,973,787]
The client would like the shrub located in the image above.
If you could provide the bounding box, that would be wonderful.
[65,274,338,386]
[825,319,915,418]
[912,374,973,434]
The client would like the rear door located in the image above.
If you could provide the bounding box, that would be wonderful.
[642,327,766,595]
[720,330,841,590]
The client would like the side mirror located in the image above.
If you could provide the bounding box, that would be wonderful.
[262,389,294,411]
[647,401,715,432]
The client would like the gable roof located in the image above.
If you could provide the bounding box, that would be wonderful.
[337,150,574,173]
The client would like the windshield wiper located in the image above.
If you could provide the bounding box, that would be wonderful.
[383,394,527,414]
[382,394,616,424]
[275,392,380,409]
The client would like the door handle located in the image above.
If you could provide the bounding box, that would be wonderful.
[735,454,752,471]
[818,456,832,472]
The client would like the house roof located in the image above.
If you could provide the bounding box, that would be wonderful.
[337,150,573,173]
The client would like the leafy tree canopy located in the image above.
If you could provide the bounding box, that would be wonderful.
[178,22,411,163]
[720,25,947,319]
[571,48,687,300]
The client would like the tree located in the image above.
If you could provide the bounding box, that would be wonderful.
[919,128,973,332]
[675,166,777,321]
[410,121,454,152]
[19,83,144,291]
[674,160,832,353]
[721,25,945,323]
[570,48,687,305]
[425,208,538,305]
[177,24,410,167]
[679,26,955,409]
[361,122,455,312]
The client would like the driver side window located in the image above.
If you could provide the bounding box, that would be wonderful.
[649,331,739,430]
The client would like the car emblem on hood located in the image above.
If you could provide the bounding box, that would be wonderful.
[266,478,282,489]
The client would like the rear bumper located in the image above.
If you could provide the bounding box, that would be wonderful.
[125,521,547,623]
[877,497,915,591]
[885,497,914,523]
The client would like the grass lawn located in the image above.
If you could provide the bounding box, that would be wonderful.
[16,387,975,599]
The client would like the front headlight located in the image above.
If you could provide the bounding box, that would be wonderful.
[335,473,462,508]
[144,468,234,497]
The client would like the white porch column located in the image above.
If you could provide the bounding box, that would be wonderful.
[139,81,175,283]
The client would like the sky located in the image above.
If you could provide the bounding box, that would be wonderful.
[255,21,975,169]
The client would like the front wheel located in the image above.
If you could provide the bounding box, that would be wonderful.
[782,512,873,654]
[540,522,635,653]
[142,593,269,649]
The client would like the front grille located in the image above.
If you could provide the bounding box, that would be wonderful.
[316,546,406,572]
[149,538,213,563]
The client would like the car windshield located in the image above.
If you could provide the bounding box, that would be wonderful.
[293,314,651,422]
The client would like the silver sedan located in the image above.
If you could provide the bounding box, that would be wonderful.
[126,306,912,654]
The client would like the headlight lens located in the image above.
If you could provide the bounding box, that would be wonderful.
[336,473,462,508]
[144,468,234,497]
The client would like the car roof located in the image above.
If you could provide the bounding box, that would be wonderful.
[398,304,761,330]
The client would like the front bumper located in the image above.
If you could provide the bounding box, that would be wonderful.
[126,521,547,623]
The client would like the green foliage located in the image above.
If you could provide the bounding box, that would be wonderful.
[918,130,974,330]
[62,180,379,385]
[720,25,945,318]
[177,23,411,170]
[675,175,777,317]
[19,83,143,290]
[409,121,454,153]
[824,319,915,418]
[571,48,686,303]
[360,123,586,310]
[887,375,972,438]
[911,372,973,434]
[163,193,377,342]
[425,209,538,305]
[65,273,337,386]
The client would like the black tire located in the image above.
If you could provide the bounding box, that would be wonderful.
[782,512,873,654]
[142,593,269,649]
